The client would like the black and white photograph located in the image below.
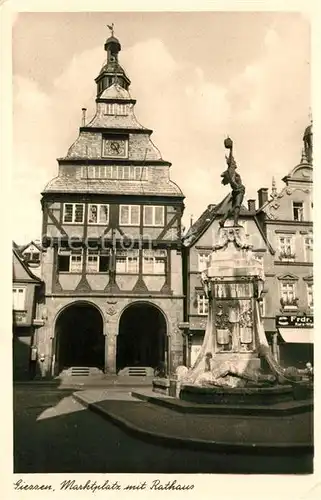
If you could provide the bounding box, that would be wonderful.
[4,2,317,492]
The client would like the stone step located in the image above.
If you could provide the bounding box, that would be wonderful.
[118,366,154,377]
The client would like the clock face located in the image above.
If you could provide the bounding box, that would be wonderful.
[103,138,128,158]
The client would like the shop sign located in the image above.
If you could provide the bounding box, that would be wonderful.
[276,315,313,328]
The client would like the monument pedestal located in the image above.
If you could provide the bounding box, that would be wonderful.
[179,226,311,401]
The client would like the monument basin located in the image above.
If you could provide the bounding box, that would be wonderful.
[179,382,313,406]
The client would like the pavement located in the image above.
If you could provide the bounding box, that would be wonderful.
[73,387,313,454]
[14,375,154,389]
[14,385,313,473]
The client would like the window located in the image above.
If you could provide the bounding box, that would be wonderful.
[304,236,313,262]
[22,248,40,262]
[278,236,295,259]
[143,249,167,274]
[13,288,26,310]
[116,250,139,273]
[144,206,164,226]
[307,283,313,310]
[197,294,209,315]
[198,253,209,272]
[88,204,109,224]
[63,204,84,224]
[86,250,110,273]
[280,282,296,304]
[58,249,83,272]
[81,165,147,181]
[120,205,140,226]
[105,103,129,116]
[293,202,304,221]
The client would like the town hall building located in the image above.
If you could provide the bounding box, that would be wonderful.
[37,32,185,377]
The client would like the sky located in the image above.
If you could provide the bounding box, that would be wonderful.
[12,11,311,243]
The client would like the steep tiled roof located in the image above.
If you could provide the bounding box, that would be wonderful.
[182,193,274,250]
[43,176,183,197]
[84,112,147,130]
[19,240,43,253]
[13,248,42,283]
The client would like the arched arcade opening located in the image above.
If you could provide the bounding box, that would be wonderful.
[55,302,104,373]
[116,302,167,372]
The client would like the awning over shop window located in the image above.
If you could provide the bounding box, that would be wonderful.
[278,328,313,344]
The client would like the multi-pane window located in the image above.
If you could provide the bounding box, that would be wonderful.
[86,250,110,273]
[143,249,167,274]
[12,288,26,310]
[278,236,295,258]
[81,165,148,180]
[88,204,109,224]
[115,250,139,273]
[63,203,84,224]
[280,282,296,303]
[105,103,129,115]
[144,206,164,226]
[307,283,313,309]
[57,249,83,272]
[304,236,313,262]
[198,253,209,272]
[197,294,209,315]
[119,205,140,226]
[293,202,304,221]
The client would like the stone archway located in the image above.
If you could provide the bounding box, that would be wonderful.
[116,302,167,372]
[55,302,104,373]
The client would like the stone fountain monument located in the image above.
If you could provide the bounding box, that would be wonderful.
[178,138,312,405]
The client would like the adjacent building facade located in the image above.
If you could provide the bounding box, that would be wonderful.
[36,34,185,377]
[18,240,42,279]
[256,128,313,368]
[13,245,43,380]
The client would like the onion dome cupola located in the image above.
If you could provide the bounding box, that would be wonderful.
[95,24,131,96]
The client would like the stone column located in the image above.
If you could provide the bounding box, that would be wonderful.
[106,334,117,374]
[104,334,109,373]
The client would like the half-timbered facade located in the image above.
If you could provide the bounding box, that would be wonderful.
[38,33,185,377]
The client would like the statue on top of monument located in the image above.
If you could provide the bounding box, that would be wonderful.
[219,137,245,228]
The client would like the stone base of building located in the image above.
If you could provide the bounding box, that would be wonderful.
[35,295,184,378]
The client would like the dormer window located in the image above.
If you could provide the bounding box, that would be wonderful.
[293,202,304,221]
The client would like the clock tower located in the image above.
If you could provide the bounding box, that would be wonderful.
[38,31,185,379]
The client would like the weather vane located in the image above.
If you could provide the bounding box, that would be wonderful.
[107,23,115,37]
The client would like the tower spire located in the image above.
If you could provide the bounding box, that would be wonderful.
[95,29,131,97]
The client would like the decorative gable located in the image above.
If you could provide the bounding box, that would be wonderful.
[277,273,299,281]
